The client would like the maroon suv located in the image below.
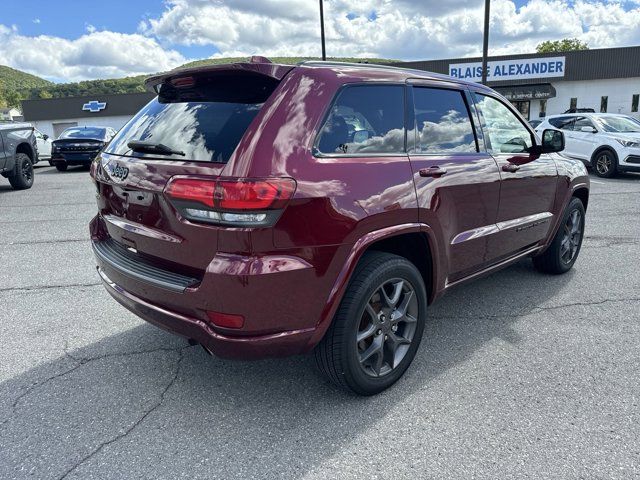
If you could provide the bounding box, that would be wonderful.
[90,58,589,395]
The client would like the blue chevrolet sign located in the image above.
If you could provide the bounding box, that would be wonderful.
[82,100,107,113]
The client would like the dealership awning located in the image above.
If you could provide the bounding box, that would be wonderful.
[493,83,556,101]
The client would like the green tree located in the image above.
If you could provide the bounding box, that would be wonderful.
[5,89,24,108]
[536,38,588,53]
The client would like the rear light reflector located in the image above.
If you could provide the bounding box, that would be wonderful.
[206,311,244,329]
[164,177,296,226]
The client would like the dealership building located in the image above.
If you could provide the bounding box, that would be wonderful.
[21,92,154,139]
[19,46,640,138]
[395,46,640,121]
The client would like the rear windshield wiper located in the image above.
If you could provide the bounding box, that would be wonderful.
[127,140,185,156]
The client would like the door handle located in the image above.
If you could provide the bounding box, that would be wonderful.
[419,166,447,178]
[502,163,521,173]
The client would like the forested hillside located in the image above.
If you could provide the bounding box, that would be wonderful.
[0,66,52,107]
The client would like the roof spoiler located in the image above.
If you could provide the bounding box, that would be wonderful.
[145,57,295,94]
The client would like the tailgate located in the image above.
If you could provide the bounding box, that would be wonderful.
[94,154,227,272]
[91,61,291,272]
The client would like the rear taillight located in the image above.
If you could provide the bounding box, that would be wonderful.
[164,177,296,227]
[164,178,216,208]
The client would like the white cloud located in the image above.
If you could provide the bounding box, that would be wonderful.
[2,0,640,83]
[32,18,41,24]
[141,0,640,60]
[0,26,185,82]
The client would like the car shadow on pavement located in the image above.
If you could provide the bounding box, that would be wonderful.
[0,259,577,479]
[36,166,90,175]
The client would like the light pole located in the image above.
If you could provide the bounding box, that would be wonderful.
[481,0,490,84]
[319,0,326,60]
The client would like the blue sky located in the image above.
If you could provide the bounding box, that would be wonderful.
[3,0,154,37]
[1,0,639,82]
[1,0,220,59]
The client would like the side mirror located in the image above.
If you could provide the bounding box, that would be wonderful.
[540,129,564,153]
[43,134,49,140]
[580,126,597,133]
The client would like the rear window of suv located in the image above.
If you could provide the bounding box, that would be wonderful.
[105,72,279,163]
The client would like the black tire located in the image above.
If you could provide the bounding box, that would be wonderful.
[592,149,617,178]
[314,251,427,395]
[55,163,68,172]
[8,153,34,190]
[533,197,585,274]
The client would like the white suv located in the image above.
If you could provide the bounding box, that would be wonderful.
[535,113,640,178]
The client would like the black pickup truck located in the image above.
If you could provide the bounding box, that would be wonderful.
[0,122,37,190]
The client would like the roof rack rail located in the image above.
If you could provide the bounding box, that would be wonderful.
[297,60,402,71]
[296,60,478,84]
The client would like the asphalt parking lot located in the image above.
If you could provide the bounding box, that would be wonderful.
[1,164,639,479]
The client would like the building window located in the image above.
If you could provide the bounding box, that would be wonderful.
[600,96,608,113]
[632,94,639,113]
[512,100,530,120]
[570,98,577,110]
[539,99,547,117]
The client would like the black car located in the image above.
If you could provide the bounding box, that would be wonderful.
[51,126,116,171]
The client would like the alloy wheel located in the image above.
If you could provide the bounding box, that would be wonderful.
[595,153,612,175]
[356,278,419,377]
[22,158,33,183]
[560,209,582,264]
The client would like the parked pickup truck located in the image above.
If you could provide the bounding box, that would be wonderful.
[0,122,37,190]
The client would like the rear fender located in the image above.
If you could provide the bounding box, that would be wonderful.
[305,223,441,349]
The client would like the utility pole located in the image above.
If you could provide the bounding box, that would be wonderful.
[319,0,326,60]
[481,0,490,84]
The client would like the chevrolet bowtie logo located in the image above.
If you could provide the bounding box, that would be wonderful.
[82,100,107,113]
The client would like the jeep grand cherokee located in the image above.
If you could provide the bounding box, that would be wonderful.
[90,57,589,395]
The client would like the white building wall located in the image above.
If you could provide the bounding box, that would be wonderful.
[528,77,640,120]
[32,115,133,139]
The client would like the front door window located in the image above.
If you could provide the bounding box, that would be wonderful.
[474,94,533,154]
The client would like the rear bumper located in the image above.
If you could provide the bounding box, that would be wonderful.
[97,267,316,359]
[89,214,344,359]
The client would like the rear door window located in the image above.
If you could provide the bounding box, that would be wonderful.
[548,116,575,130]
[106,73,279,163]
[412,87,477,153]
[572,117,596,131]
[315,85,405,155]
